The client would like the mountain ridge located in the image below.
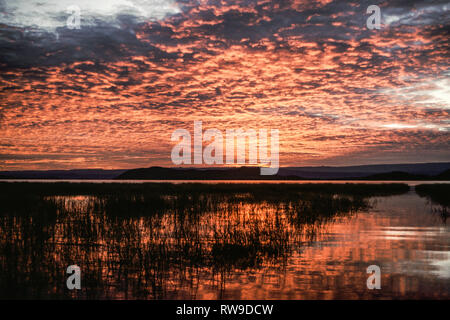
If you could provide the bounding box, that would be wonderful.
[1,162,450,180]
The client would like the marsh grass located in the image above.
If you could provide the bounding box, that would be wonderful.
[416,184,450,223]
[0,182,409,299]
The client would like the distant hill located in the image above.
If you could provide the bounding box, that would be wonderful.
[1,162,450,180]
[117,163,450,180]
[0,169,127,180]
[278,162,450,179]
[116,166,302,180]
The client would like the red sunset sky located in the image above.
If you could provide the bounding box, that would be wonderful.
[0,0,449,170]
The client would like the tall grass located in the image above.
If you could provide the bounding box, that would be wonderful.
[0,182,409,299]
[416,184,450,222]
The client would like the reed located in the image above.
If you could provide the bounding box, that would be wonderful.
[0,182,409,299]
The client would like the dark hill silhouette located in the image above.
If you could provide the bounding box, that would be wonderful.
[1,163,450,180]
[116,167,450,181]
[117,167,450,181]
[0,169,126,180]
[116,166,302,180]
[279,162,450,178]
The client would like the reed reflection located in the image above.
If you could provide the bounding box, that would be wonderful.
[2,182,448,299]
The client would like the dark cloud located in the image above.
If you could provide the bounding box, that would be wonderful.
[0,0,449,169]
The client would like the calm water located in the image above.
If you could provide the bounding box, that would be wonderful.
[0,185,449,299]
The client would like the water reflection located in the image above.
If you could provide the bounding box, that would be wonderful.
[0,183,448,299]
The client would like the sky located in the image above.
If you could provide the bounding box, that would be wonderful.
[0,0,449,170]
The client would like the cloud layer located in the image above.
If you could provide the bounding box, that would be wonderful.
[0,0,449,169]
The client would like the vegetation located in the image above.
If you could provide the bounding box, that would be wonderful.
[416,184,450,207]
[415,184,450,222]
[0,182,409,299]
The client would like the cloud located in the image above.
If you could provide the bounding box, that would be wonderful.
[0,0,449,169]
[0,0,180,31]
[383,2,449,26]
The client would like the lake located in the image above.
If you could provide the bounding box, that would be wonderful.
[0,182,448,299]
